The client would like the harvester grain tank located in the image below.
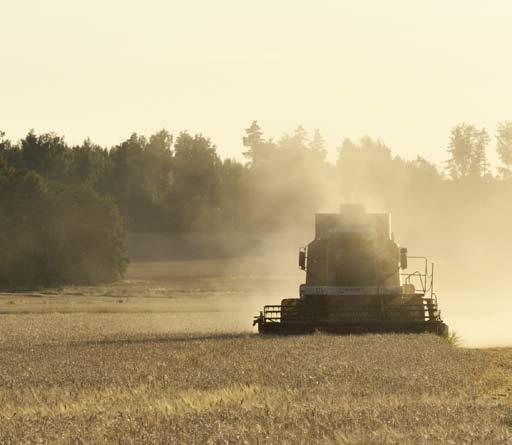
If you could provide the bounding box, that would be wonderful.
[254,205,448,335]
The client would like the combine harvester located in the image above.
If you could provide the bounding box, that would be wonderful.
[254,205,448,335]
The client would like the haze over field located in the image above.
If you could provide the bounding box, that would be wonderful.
[2,1,512,164]
[1,2,512,349]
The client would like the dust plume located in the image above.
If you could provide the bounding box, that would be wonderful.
[146,131,511,348]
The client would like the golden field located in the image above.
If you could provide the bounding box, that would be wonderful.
[0,260,510,444]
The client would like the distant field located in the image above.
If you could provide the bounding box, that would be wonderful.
[0,260,510,444]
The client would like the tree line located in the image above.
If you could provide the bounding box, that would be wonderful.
[0,156,126,286]
[1,121,511,286]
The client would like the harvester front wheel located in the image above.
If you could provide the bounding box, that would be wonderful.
[281,298,302,323]
[437,322,449,337]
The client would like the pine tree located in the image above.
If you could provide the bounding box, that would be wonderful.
[242,121,263,159]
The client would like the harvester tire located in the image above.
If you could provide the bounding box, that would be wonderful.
[281,298,301,323]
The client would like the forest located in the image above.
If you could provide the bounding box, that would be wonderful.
[1,121,511,286]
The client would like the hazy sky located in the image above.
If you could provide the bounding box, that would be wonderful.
[1,1,511,166]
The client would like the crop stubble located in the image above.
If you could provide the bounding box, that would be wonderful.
[0,323,510,444]
[0,260,510,444]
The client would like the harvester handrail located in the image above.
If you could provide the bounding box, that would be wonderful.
[402,270,426,293]
[400,256,436,298]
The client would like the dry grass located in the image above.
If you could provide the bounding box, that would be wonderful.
[479,348,512,403]
[0,260,510,444]
[0,326,510,444]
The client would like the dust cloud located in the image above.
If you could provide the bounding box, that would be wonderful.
[133,196,511,348]
[126,210,511,349]
[122,135,512,348]
[391,186,512,348]
[124,236,305,337]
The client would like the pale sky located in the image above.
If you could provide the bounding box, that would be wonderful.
[1,1,511,166]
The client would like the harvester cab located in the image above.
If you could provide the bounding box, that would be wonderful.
[254,205,448,335]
